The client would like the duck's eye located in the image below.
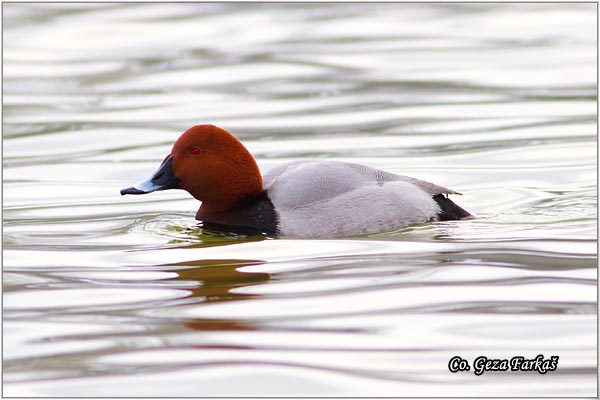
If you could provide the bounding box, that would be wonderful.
[190,147,202,156]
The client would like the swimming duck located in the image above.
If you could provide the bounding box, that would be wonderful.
[121,124,471,237]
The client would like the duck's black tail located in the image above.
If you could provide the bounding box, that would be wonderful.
[433,194,473,221]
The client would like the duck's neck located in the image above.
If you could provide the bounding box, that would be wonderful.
[197,189,261,216]
[195,149,264,214]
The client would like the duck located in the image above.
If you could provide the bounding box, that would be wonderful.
[121,124,472,238]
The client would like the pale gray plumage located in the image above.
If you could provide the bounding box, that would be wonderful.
[263,160,459,238]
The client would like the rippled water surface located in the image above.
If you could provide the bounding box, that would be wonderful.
[3,3,597,397]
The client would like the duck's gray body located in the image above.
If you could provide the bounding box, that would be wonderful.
[263,160,470,238]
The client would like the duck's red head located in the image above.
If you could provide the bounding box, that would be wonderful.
[121,125,263,215]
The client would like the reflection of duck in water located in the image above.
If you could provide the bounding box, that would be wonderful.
[168,259,270,331]
[122,125,472,238]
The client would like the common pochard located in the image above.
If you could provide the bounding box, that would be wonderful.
[121,124,471,237]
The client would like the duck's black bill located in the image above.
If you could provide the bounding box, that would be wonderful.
[120,186,148,195]
[120,154,181,196]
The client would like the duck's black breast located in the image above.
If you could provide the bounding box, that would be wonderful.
[197,191,280,235]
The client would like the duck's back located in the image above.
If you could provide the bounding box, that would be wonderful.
[263,160,469,238]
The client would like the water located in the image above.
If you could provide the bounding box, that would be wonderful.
[3,3,597,396]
